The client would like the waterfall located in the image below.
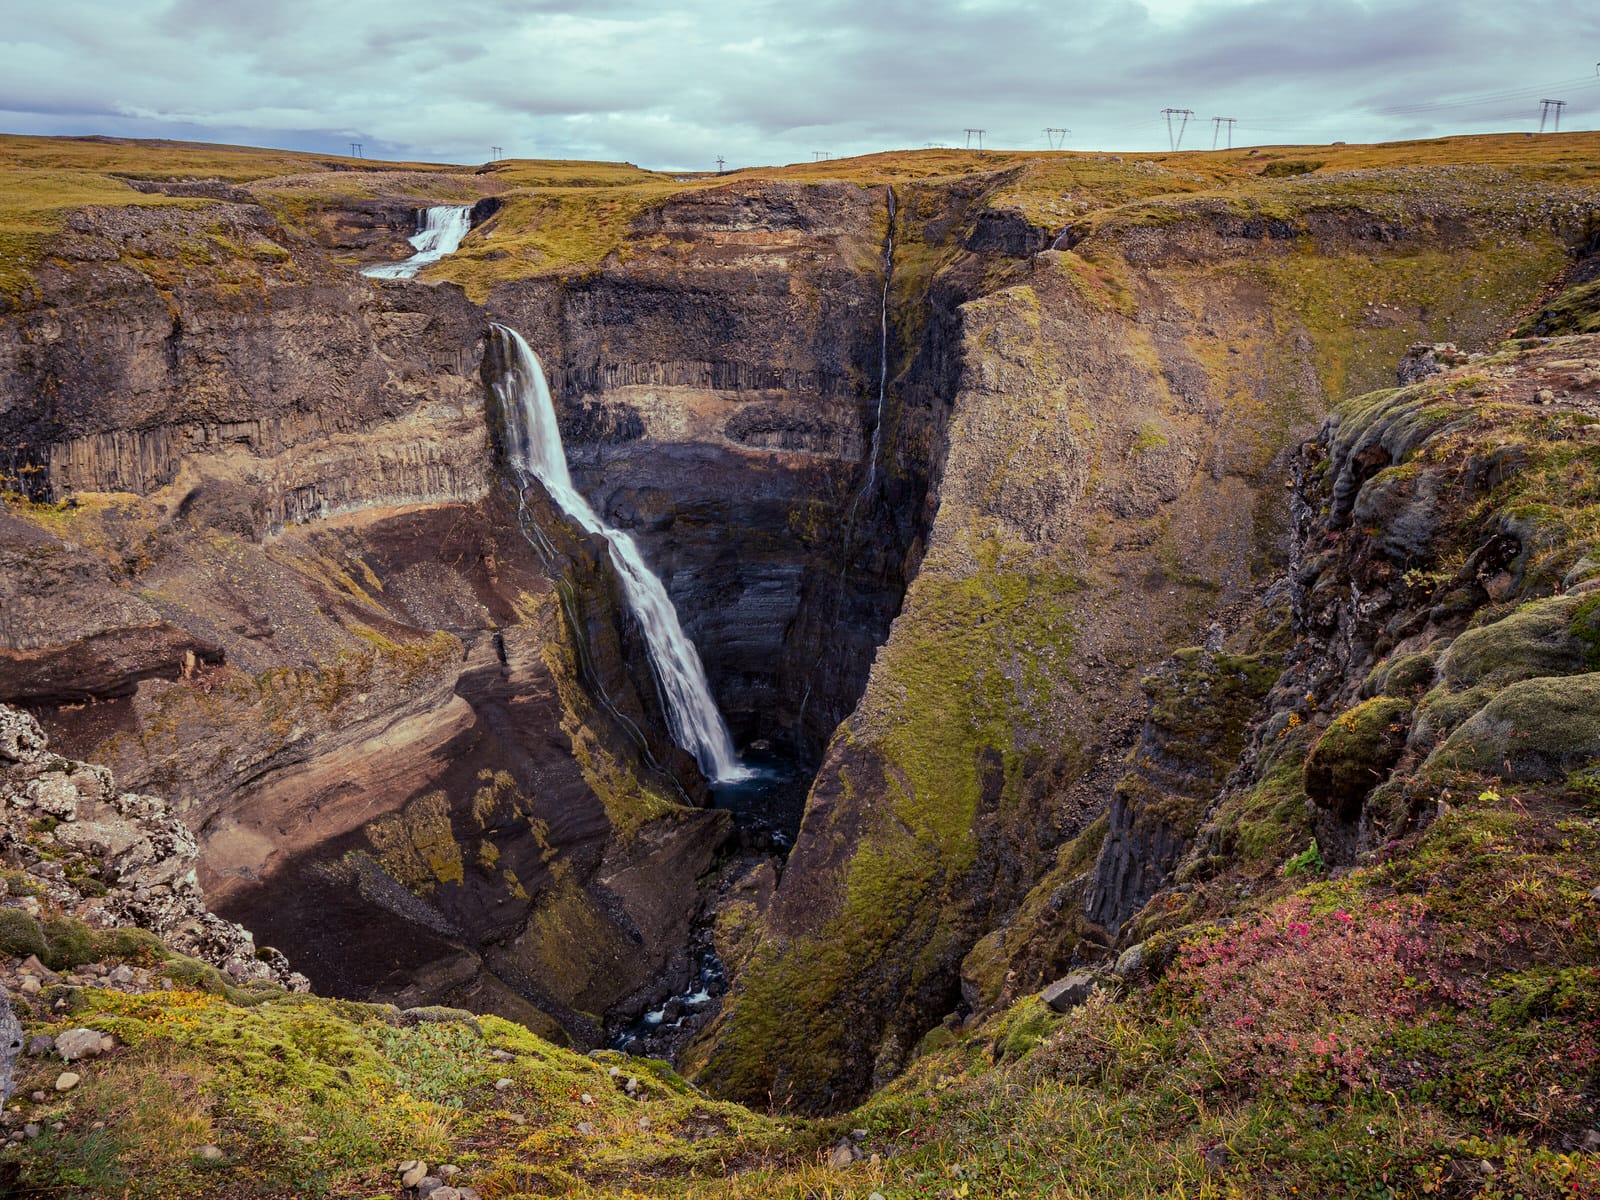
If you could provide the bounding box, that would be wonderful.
[362,205,473,279]
[487,324,751,784]
[862,187,896,497]
[834,185,898,572]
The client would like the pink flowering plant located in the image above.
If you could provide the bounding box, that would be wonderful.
[1161,895,1446,1101]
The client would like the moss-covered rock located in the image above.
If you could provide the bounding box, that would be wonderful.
[1515,275,1600,337]
[1438,595,1593,689]
[0,910,168,971]
[990,994,1061,1062]
[1304,697,1414,817]
[1364,650,1437,698]
[1426,672,1600,781]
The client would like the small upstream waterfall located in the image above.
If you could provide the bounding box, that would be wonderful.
[488,324,751,784]
[361,205,473,279]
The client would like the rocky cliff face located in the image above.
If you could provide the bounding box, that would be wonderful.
[0,173,733,1044]
[692,167,1591,1111]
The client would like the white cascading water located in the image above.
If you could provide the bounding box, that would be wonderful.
[361,205,473,279]
[488,324,751,784]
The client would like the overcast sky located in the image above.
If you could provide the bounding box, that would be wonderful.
[3,0,1599,170]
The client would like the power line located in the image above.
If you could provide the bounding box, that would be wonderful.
[1160,108,1194,151]
[1373,74,1600,117]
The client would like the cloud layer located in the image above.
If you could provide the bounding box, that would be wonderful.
[2,0,1598,169]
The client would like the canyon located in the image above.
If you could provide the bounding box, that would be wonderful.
[2,129,1599,1141]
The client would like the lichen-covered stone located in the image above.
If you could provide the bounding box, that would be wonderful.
[0,704,306,989]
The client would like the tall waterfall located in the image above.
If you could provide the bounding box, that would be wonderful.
[487,324,751,784]
[362,205,473,279]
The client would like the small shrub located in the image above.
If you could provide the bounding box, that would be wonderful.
[1280,837,1326,877]
[1165,896,1442,1097]
[0,908,48,960]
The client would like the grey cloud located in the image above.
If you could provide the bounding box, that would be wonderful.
[0,0,1595,169]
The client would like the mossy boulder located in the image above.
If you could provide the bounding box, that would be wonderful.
[1364,650,1437,698]
[1410,596,1600,749]
[1426,673,1600,782]
[1304,697,1414,816]
[991,995,1061,1062]
[1438,595,1593,689]
[0,911,168,971]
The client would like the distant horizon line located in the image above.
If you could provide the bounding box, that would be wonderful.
[5,124,1597,177]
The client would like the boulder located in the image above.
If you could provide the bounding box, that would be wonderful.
[1427,674,1600,782]
[1304,697,1413,818]
[1040,972,1100,1013]
[0,709,46,767]
[54,1028,110,1062]
[1114,942,1147,979]
[0,991,20,1102]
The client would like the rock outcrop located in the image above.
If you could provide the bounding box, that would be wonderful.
[0,704,304,987]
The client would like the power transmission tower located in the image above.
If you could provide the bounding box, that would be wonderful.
[1044,127,1070,150]
[491,145,503,160]
[716,156,727,173]
[1160,109,1194,151]
[813,150,831,161]
[1539,99,1567,132]
[349,142,363,159]
[1211,117,1237,150]
[964,128,986,151]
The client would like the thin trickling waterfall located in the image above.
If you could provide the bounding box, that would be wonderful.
[487,324,751,784]
[834,186,898,573]
[862,187,897,497]
[362,205,473,279]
